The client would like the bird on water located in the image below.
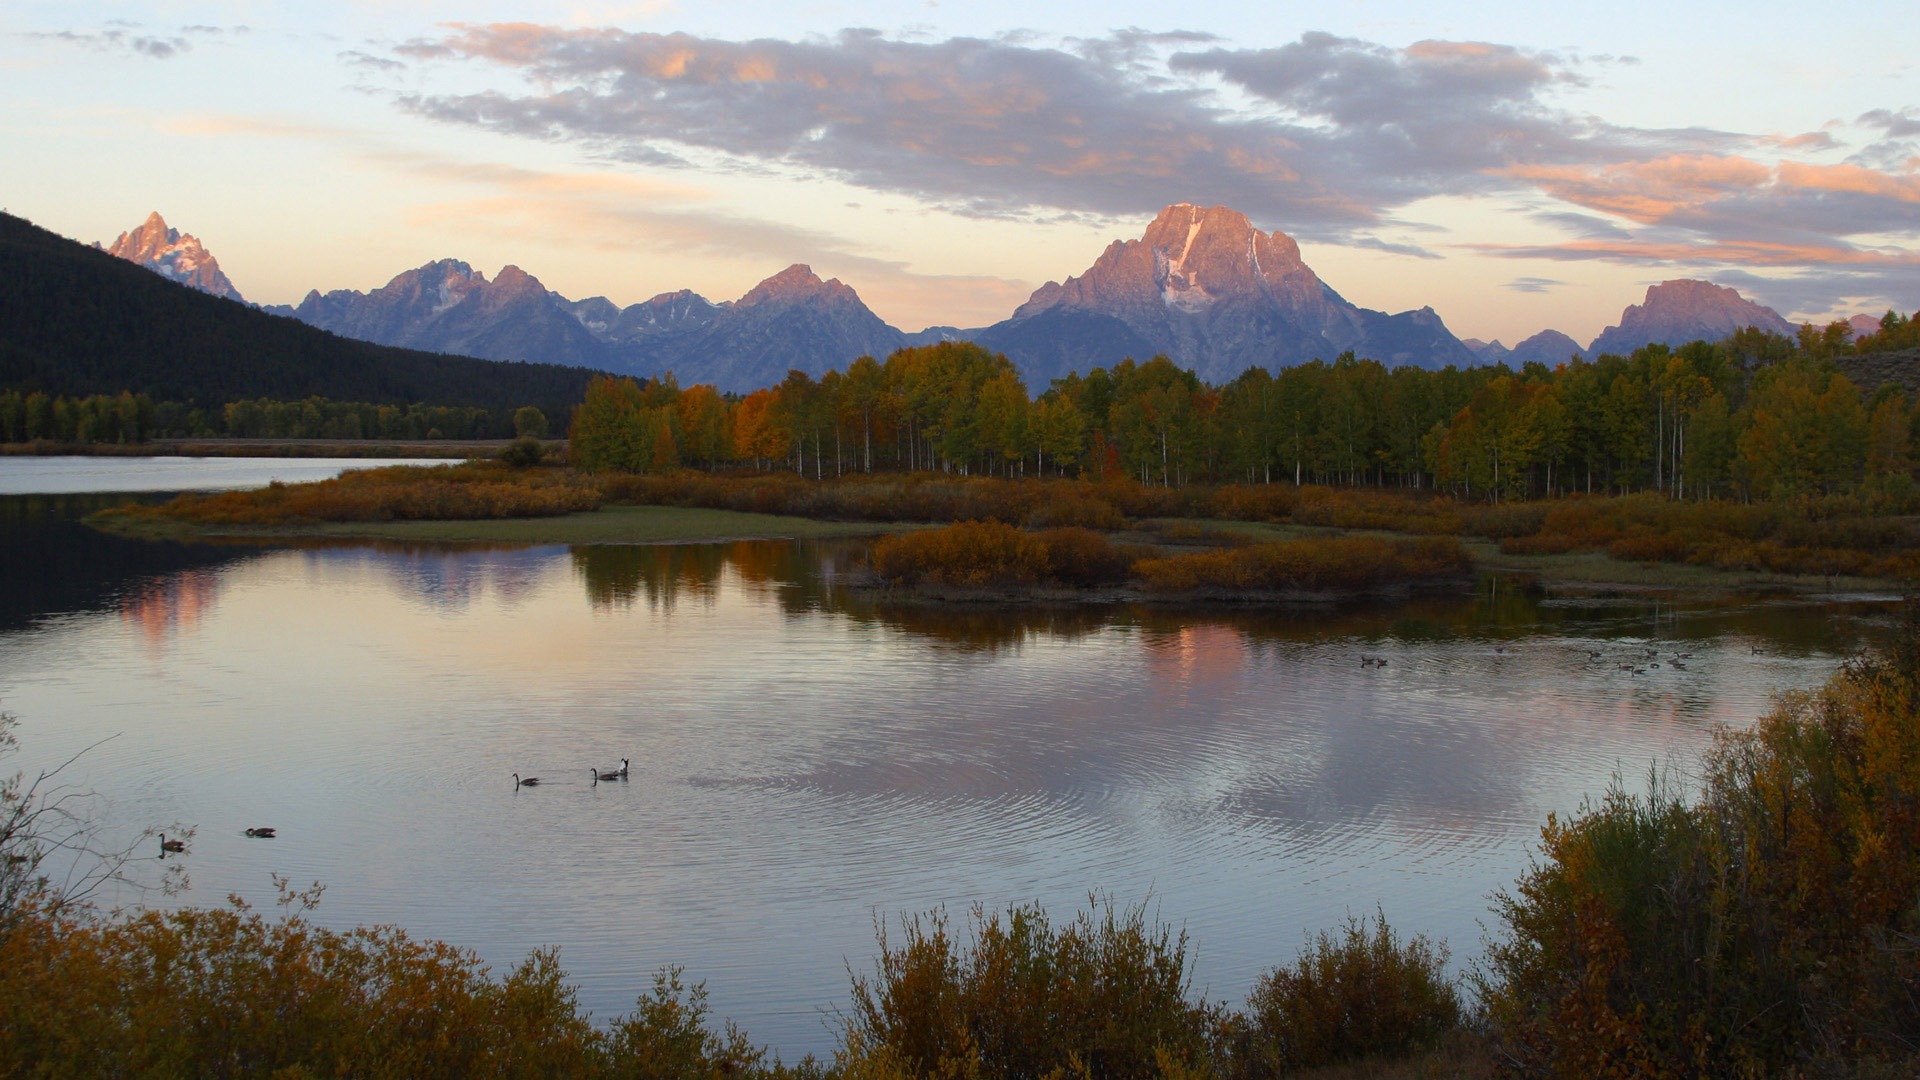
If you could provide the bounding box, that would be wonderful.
[513,773,540,788]
[159,833,185,854]
[244,827,277,838]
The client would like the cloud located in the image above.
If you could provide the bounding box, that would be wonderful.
[160,110,1029,327]
[380,23,1920,314]
[1503,276,1565,293]
[340,50,405,73]
[1859,107,1920,139]
[26,22,245,60]
[393,25,1671,237]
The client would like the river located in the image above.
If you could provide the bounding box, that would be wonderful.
[0,457,1898,1057]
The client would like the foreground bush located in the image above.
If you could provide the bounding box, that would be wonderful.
[1231,911,1461,1075]
[0,883,806,1080]
[843,899,1214,1080]
[1482,620,1920,1075]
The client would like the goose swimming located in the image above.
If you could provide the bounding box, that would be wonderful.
[159,833,185,853]
[244,827,277,839]
[513,773,540,788]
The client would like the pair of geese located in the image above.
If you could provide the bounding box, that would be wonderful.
[157,826,275,855]
[514,759,629,789]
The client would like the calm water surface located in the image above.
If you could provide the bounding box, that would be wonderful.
[0,459,1898,1056]
[0,454,453,494]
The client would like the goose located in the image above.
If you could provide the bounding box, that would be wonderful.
[159,833,185,854]
[594,765,622,782]
[244,827,277,839]
[618,758,630,778]
[513,773,540,788]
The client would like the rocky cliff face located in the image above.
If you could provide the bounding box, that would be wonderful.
[102,212,244,302]
[976,203,1476,383]
[1587,280,1795,357]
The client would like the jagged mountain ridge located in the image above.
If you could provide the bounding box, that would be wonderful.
[101,211,244,302]
[263,259,905,392]
[98,208,1827,392]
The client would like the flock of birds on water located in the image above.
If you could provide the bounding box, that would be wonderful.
[1358,639,1771,677]
[516,758,630,790]
[156,758,631,857]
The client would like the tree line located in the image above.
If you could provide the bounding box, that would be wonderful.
[571,312,1920,501]
[0,391,553,443]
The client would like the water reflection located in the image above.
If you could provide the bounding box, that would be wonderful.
[0,493,252,632]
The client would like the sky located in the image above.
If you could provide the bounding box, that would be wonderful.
[3,1,1917,347]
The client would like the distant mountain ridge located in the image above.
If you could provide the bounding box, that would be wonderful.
[1587,279,1797,357]
[94,207,1839,391]
[3,211,594,415]
[262,259,907,392]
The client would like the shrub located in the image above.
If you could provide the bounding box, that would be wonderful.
[499,435,547,467]
[1233,910,1461,1074]
[1036,526,1140,586]
[1132,536,1472,594]
[868,520,1048,587]
[1025,494,1125,530]
[1482,615,1920,1075]
[102,461,601,527]
[842,899,1213,1080]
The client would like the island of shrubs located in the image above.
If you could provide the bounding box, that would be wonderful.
[6,624,1920,1076]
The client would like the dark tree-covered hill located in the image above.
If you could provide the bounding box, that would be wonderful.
[0,212,599,416]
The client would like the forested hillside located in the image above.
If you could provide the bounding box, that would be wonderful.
[0,212,597,418]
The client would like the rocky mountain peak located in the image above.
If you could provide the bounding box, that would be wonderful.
[738,264,860,308]
[1589,279,1796,356]
[103,211,244,302]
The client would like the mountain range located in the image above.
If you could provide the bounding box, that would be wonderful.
[106,207,1836,391]
[2,211,593,415]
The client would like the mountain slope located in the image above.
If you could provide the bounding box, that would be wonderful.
[0,212,597,415]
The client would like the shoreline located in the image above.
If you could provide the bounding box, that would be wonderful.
[1,438,532,459]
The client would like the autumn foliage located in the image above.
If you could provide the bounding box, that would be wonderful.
[1482,619,1920,1075]
[102,461,602,528]
[1132,536,1472,594]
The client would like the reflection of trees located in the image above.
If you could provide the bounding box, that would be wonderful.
[844,603,1115,653]
[0,494,251,632]
[571,544,727,609]
[119,569,220,645]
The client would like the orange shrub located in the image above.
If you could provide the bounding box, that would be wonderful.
[1132,536,1471,593]
[106,462,601,527]
[869,520,1049,587]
